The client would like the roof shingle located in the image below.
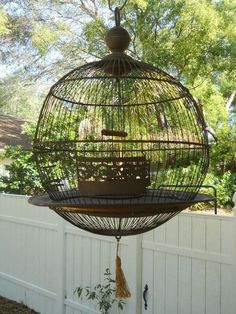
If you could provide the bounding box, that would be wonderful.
[0,114,31,150]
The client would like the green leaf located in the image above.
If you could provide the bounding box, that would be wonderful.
[32,22,60,55]
[74,287,83,298]
[74,268,126,312]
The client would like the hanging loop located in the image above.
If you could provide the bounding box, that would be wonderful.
[108,0,128,12]
[115,7,121,26]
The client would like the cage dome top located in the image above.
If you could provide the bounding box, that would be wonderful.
[29,7,210,237]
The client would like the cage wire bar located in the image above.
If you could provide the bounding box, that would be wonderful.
[29,7,211,236]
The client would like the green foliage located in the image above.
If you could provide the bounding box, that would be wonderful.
[200,172,236,208]
[74,268,125,314]
[190,171,236,210]
[0,76,41,120]
[137,0,219,77]
[210,131,236,174]
[0,123,43,195]
[32,22,61,56]
[83,18,108,57]
[211,171,236,207]
[80,1,236,181]
[0,6,10,36]
[0,146,41,195]
[0,0,235,207]
[192,80,227,129]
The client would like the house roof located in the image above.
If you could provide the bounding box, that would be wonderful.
[0,114,31,150]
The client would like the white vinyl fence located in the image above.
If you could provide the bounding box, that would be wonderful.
[0,194,140,314]
[0,193,236,314]
[142,210,235,314]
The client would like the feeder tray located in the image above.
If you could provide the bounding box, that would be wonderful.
[29,190,212,236]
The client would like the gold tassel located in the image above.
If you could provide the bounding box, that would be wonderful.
[115,236,131,299]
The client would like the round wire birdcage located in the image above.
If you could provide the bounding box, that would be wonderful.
[29,8,210,237]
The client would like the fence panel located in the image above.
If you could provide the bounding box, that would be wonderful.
[142,212,235,314]
[0,194,139,314]
[0,194,235,314]
[0,194,58,314]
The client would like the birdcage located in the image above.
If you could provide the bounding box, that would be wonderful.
[29,8,210,237]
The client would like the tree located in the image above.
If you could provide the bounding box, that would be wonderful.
[0,76,42,119]
[0,0,235,204]
[79,0,236,175]
[1,1,235,86]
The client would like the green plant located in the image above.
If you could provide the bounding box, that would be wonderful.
[74,268,125,314]
[0,122,43,195]
[215,171,236,207]
[190,171,236,211]
[0,145,43,195]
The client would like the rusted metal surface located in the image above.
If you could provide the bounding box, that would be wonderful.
[29,9,210,236]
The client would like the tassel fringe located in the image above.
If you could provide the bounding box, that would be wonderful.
[115,237,131,299]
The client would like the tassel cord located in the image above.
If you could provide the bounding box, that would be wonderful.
[115,236,131,299]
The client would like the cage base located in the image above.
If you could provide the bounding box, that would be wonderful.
[29,190,213,218]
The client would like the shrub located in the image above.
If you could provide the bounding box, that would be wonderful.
[0,145,42,195]
[0,122,43,195]
[215,171,236,207]
[201,171,236,208]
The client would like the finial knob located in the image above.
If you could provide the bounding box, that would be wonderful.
[105,7,131,53]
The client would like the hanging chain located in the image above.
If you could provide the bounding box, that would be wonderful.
[107,0,128,12]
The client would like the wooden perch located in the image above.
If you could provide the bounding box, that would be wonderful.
[101,129,128,137]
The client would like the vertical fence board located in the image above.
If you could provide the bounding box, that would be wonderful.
[166,217,179,246]
[178,256,191,314]
[66,234,75,300]
[192,216,206,251]
[154,223,166,244]
[91,239,101,287]
[100,240,110,277]
[73,234,83,294]
[221,220,234,256]
[165,254,178,314]
[191,259,206,314]
[206,262,221,314]
[143,230,154,242]
[206,219,221,253]
[179,215,192,249]
[153,251,166,314]
[82,236,92,309]
[82,236,91,285]
[142,249,153,314]
[221,264,234,314]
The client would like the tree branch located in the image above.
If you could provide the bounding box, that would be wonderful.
[226,90,236,112]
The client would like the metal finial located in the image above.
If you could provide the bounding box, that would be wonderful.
[105,8,131,53]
